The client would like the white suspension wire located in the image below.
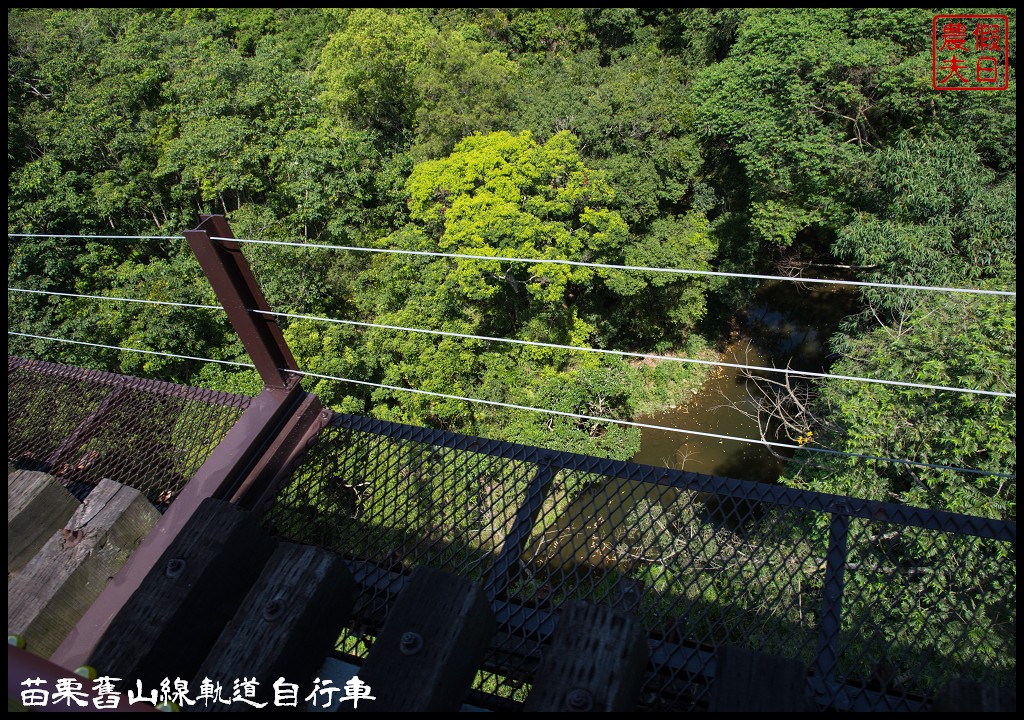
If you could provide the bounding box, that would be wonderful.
[253,308,1016,399]
[8,287,222,311]
[285,368,1016,479]
[215,235,1017,298]
[9,231,1015,296]
[9,287,1013,398]
[8,233,1016,477]
[9,330,1012,478]
[7,332,255,368]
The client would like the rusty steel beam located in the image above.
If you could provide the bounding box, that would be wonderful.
[51,214,317,670]
[230,396,330,514]
[184,214,297,389]
[11,358,250,406]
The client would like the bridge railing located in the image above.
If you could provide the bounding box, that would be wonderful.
[9,215,1015,711]
[257,408,1016,711]
[8,356,252,510]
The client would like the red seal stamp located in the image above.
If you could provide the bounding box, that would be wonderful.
[933,15,1010,90]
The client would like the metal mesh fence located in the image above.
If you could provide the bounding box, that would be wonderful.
[262,417,535,705]
[7,357,251,509]
[262,412,1016,712]
[829,515,1016,710]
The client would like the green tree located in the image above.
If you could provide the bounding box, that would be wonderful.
[330,130,664,456]
[8,8,170,233]
[410,29,520,160]
[788,136,1017,521]
[835,135,1016,301]
[400,130,625,319]
[789,293,1015,520]
[315,9,431,143]
[314,9,521,158]
[513,45,703,227]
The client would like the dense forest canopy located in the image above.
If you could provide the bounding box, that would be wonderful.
[7,8,1016,519]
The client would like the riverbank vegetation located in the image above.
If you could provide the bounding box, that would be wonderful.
[7,8,1015,517]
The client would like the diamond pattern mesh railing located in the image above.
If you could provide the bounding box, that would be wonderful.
[7,357,252,509]
[826,515,1017,710]
[10,219,1013,711]
[261,412,1016,712]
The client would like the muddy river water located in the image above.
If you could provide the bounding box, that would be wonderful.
[631,280,860,483]
[532,280,861,571]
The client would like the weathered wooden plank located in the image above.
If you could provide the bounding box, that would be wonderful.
[8,469,81,574]
[51,382,301,671]
[345,566,495,712]
[930,678,1016,711]
[191,543,357,712]
[7,479,160,658]
[709,644,815,712]
[523,601,649,712]
[87,497,275,691]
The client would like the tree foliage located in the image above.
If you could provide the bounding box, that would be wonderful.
[788,294,1016,520]
[6,8,1015,504]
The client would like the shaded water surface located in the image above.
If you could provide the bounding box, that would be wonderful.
[631,280,859,483]
[534,280,860,572]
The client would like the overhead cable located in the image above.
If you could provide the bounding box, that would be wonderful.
[8,232,1015,297]
[7,332,254,368]
[9,330,1013,479]
[284,367,1016,479]
[9,287,1013,398]
[216,235,1018,298]
[8,287,222,311]
[8,232,1016,296]
[254,308,1015,399]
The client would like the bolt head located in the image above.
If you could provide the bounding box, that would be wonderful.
[262,598,286,622]
[566,688,593,712]
[164,558,186,579]
[399,631,423,656]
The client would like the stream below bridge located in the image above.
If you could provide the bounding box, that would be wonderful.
[631,279,861,483]
[523,279,861,574]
